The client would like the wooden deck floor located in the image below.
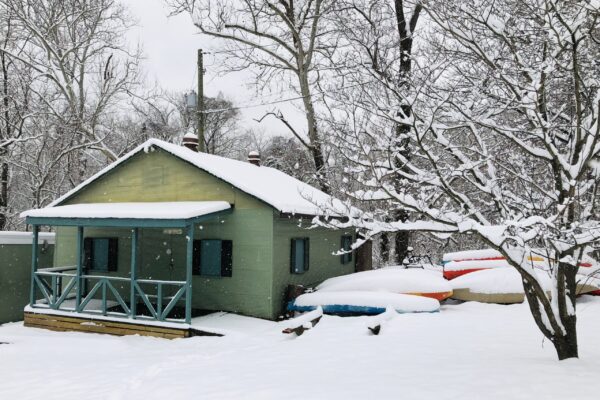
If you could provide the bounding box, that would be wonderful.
[24,311,222,339]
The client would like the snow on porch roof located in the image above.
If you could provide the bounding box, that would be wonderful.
[20,201,231,221]
[47,139,355,217]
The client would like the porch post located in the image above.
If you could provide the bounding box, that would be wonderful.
[29,224,39,307]
[75,226,84,312]
[130,228,138,319]
[185,223,194,324]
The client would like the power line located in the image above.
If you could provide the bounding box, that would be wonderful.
[190,67,197,90]
[201,80,374,114]
[203,43,280,55]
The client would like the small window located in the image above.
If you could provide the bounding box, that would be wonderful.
[341,235,353,265]
[193,239,233,277]
[291,238,309,274]
[83,238,118,272]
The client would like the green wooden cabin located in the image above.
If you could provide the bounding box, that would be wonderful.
[21,139,369,325]
[0,232,54,324]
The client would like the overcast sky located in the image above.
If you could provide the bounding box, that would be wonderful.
[126,0,304,138]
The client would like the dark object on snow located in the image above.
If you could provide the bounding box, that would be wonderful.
[368,325,381,335]
[355,236,373,272]
[282,315,322,336]
[286,284,307,303]
[403,254,433,269]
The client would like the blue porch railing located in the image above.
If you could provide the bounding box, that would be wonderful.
[29,224,197,324]
[134,280,188,322]
[33,266,77,310]
[32,269,187,322]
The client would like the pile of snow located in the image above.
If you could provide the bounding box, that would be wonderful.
[316,268,452,300]
[290,291,440,314]
[365,307,398,331]
[282,307,323,332]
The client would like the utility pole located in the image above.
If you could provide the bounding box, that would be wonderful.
[197,49,205,152]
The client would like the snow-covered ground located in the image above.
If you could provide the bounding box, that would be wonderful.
[1,298,599,400]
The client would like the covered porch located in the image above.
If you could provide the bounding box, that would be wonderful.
[22,202,232,329]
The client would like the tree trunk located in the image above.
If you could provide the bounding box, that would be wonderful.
[0,161,7,230]
[391,0,419,264]
[552,262,579,360]
[379,233,390,265]
[394,229,409,265]
[552,321,578,360]
[1,49,10,230]
[298,69,328,193]
[521,267,579,361]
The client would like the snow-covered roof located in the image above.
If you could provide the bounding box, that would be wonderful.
[48,139,352,217]
[0,231,55,245]
[21,201,231,220]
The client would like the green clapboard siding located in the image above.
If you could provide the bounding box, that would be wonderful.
[192,208,273,319]
[62,148,264,209]
[0,243,54,324]
[53,148,275,319]
[271,214,356,318]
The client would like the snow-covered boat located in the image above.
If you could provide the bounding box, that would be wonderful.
[316,268,453,301]
[448,268,599,303]
[443,259,514,280]
[442,248,595,281]
[448,269,550,304]
[287,291,440,314]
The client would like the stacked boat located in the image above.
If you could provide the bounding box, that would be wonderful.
[443,249,600,304]
[287,268,452,315]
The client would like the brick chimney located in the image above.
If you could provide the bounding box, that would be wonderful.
[182,131,199,151]
[247,150,260,166]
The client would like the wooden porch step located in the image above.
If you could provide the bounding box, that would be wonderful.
[24,311,202,339]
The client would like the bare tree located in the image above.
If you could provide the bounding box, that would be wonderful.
[167,0,336,192]
[0,0,143,163]
[0,7,32,229]
[0,0,144,227]
[324,0,423,264]
[325,0,600,360]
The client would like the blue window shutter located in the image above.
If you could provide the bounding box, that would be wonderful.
[221,240,233,277]
[291,238,307,274]
[303,238,310,271]
[83,238,93,270]
[341,235,352,264]
[290,239,297,273]
[92,239,109,271]
[107,238,118,271]
[192,240,202,275]
[200,240,222,277]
